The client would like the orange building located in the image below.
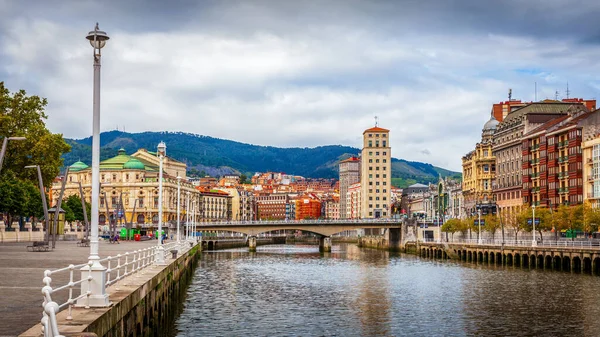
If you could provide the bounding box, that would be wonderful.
[295,194,322,220]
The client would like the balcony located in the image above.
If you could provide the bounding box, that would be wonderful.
[532,186,540,193]
[558,141,568,148]
[558,156,569,163]
[530,158,540,165]
[530,144,540,151]
[531,172,540,179]
[588,193,600,199]
[559,187,569,194]
[558,171,568,179]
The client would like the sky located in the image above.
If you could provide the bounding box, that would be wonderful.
[2,0,600,172]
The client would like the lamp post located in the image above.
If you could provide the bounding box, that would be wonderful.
[176,176,181,245]
[186,191,190,241]
[478,209,482,245]
[156,141,166,264]
[77,23,110,307]
[24,165,49,242]
[0,137,26,173]
[532,205,537,247]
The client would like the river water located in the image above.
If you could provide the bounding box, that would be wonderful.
[173,244,600,336]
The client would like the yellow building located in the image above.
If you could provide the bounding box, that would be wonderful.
[462,113,497,216]
[360,126,391,218]
[582,135,600,207]
[52,148,198,232]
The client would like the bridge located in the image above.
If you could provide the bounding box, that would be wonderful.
[195,219,403,252]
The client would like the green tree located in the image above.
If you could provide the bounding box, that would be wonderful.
[509,208,528,241]
[23,180,44,221]
[63,194,90,222]
[483,214,501,240]
[582,201,600,235]
[239,174,248,184]
[0,171,27,225]
[0,82,70,187]
[442,218,460,240]
[555,204,584,240]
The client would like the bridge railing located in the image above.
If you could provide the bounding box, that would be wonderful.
[197,218,402,226]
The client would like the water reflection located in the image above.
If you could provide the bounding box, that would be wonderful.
[174,244,600,337]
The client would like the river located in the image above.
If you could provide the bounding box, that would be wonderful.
[172,244,600,336]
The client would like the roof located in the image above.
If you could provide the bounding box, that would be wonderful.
[408,183,428,188]
[69,161,89,172]
[523,114,570,138]
[503,102,582,124]
[340,156,360,163]
[363,126,390,134]
[95,148,158,171]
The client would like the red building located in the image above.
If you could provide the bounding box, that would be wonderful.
[295,194,322,220]
[255,193,289,220]
[522,107,600,208]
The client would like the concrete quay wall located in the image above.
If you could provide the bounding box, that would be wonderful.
[419,242,600,275]
[21,243,201,337]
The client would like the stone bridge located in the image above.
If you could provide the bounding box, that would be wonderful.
[196,219,403,252]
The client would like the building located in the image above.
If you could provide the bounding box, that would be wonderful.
[339,156,360,219]
[583,131,600,208]
[256,193,289,220]
[347,182,361,219]
[493,101,588,216]
[53,148,198,230]
[523,107,600,208]
[360,126,391,218]
[462,111,498,216]
[238,189,256,221]
[196,187,232,221]
[322,196,340,220]
[295,194,322,220]
[214,187,240,220]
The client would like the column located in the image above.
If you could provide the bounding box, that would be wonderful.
[319,236,332,253]
[248,236,257,252]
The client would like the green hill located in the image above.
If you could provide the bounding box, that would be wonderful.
[62,131,461,188]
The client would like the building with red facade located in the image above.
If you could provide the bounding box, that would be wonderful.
[295,194,322,220]
[522,107,600,208]
[255,193,289,220]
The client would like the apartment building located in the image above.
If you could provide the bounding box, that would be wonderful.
[360,126,391,218]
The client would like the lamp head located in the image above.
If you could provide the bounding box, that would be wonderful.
[8,137,26,141]
[24,165,37,169]
[86,23,109,49]
[157,141,166,157]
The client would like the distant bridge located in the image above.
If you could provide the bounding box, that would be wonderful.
[195,219,404,252]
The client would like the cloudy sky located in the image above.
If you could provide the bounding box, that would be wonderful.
[2,0,600,172]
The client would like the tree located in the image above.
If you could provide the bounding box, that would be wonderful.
[23,181,44,221]
[239,174,248,184]
[0,82,70,188]
[509,209,528,241]
[63,194,90,222]
[441,218,460,240]
[483,214,501,240]
[0,171,27,225]
[555,204,584,240]
[582,201,600,235]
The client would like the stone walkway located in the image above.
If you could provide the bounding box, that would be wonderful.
[0,239,157,337]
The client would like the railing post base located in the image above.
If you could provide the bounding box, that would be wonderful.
[76,262,110,307]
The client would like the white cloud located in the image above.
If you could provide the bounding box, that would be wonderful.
[2,1,600,173]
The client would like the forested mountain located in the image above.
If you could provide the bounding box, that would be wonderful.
[62,131,460,187]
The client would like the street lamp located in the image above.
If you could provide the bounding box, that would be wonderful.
[532,205,537,247]
[186,191,190,241]
[176,176,181,244]
[156,141,166,264]
[24,165,49,243]
[0,136,26,173]
[78,23,110,307]
[478,209,482,245]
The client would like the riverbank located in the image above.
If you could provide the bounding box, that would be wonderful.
[20,241,201,337]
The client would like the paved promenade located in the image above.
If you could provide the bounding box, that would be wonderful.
[0,240,157,337]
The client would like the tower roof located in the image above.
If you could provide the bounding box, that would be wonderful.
[363,126,389,134]
[69,161,89,172]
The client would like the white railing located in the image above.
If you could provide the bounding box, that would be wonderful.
[40,241,192,337]
[426,238,600,249]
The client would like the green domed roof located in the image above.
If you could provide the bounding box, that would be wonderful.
[123,158,145,170]
[70,161,89,172]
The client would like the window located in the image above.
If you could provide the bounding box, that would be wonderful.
[369,159,373,163]
[112,174,117,181]
[369,151,373,156]
[368,141,373,147]
[369,204,373,208]
[376,133,380,137]
[383,134,387,138]
[376,152,380,155]
[383,141,387,147]
[369,181,373,185]
[369,166,373,171]
[383,159,387,163]
[376,166,380,170]
[369,196,373,200]
[376,174,380,178]
[369,174,373,178]
[376,159,380,163]
[383,152,386,155]
[383,174,387,178]
[369,134,373,137]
